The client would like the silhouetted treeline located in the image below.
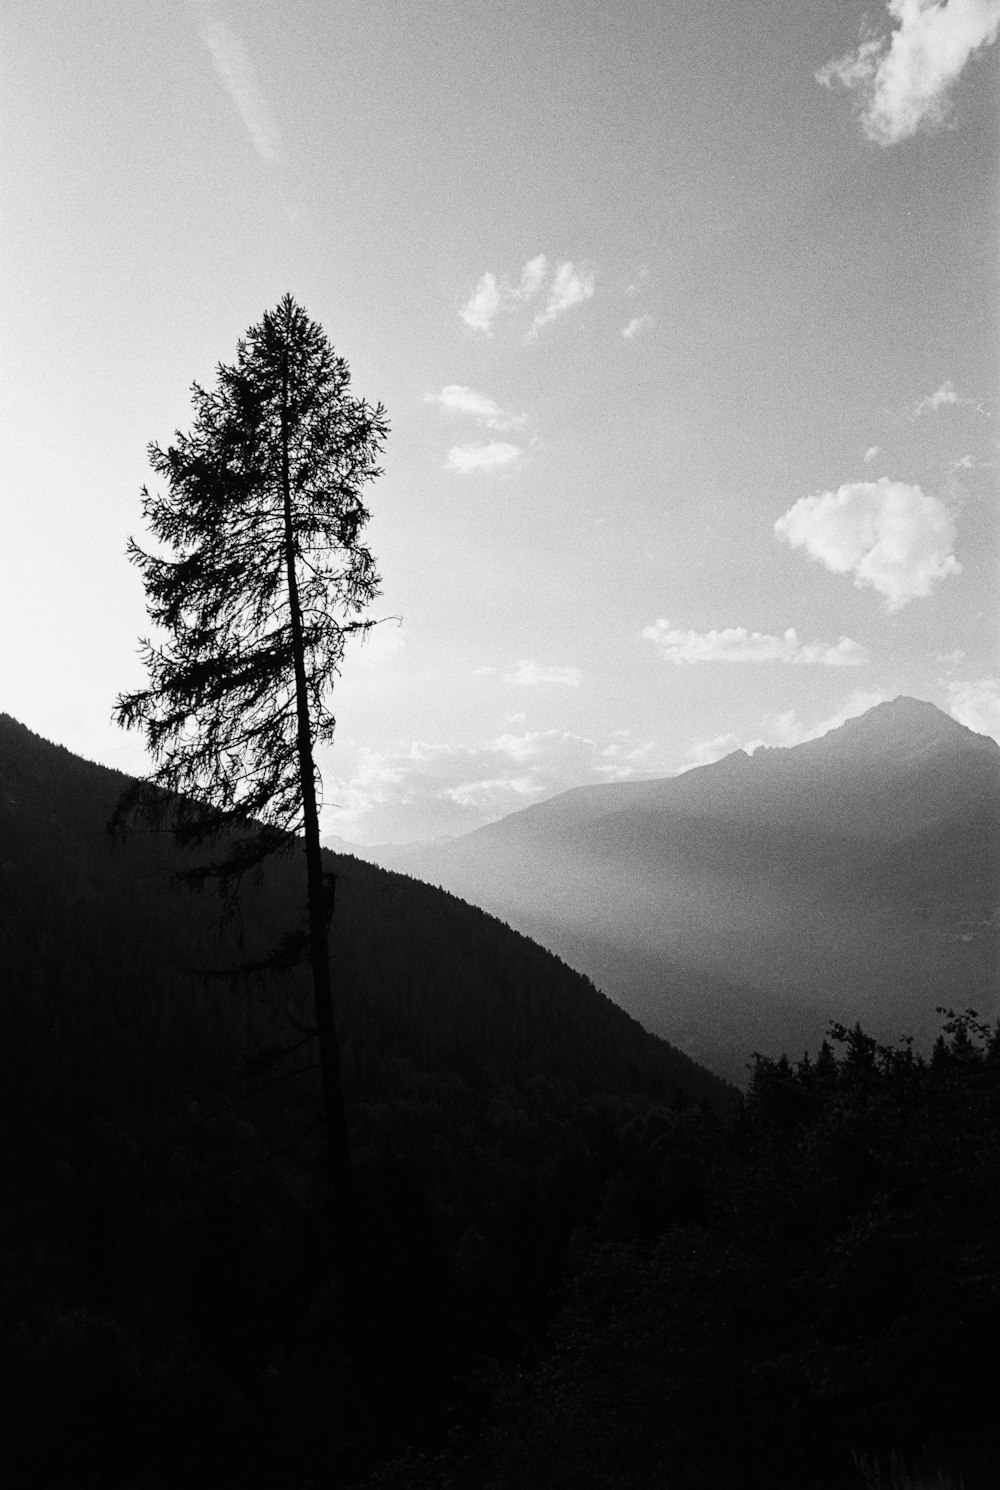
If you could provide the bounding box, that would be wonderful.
[397,1012,998,1490]
[2,715,996,1487]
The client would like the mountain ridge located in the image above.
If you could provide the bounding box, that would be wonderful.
[342,696,997,862]
[357,698,999,1083]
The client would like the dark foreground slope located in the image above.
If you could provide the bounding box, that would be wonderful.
[374,698,1000,1083]
[0,712,728,1488]
[2,712,998,1487]
[382,1015,1000,1490]
[0,713,724,1109]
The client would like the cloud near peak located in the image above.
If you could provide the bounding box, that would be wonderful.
[948,678,1000,741]
[641,622,868,667]
[682,688,896,769]
[324,726,657,844]
[817,0,1000,145]
[774,477,961,611]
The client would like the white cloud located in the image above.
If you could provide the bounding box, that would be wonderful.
[774,477,961,611]
[192,6,284,161]
[519,254,548,298]
[864,445,881,464]
[681,689,896,771]
[817,0,1000,145]
[461,256,596,338]
[683,732,744,769]
[460,272,502,334]
[594,731,659,779]
[622,314,654,340]
[947,678,1000,741]
[748,690,896,750]
[324,727,643,843]
[425,385,526,432]
[503,661,583,687]
[641,621,868,666]
[445,442,521,474]
[914,378,961,416]
[529,261,596,338]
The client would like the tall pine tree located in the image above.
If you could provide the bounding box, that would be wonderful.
[113,294,388,1260]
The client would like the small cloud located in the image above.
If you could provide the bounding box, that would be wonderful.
[641,622,868,666]
[622,314,654,340]
[747,690,896,752]
[324,725,678,844]
[324,729,595,842]
[461,255,596,338]
[460,272,502,334]
[682,732,744,769]
[681,689,896,771]
[864,445,880,464]
[519,254,548,298]
[947,677,1000,741]
[191,4,284,161]
[817,0,1000,146]
[503,661,583,687]
[594,731,658,779]
[914,378,961,416]
[445,775,539,810]
[774,476,961,612]
[528,262,596,339]
[446,441,521,474]
[425,385,526,432]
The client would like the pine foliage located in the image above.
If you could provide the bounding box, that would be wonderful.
[112,294,388,895]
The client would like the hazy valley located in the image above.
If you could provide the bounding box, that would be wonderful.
[342,697,1000,1084]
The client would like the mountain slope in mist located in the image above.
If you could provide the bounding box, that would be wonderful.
[359,699,1000,1082]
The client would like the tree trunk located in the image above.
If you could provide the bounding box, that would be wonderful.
[280,353,358,1278]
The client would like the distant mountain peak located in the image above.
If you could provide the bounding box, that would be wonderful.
[819,696,993,759]
[853,695,951,729]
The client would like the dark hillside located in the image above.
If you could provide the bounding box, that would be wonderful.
[0,712,731,1488]
[2,713,995,1488]
[0,712,726,1109]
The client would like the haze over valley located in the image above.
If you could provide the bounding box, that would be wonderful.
[335,697,1000,1082]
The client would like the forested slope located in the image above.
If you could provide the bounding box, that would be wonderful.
[3,714,996,1489]
[0,712,730,1487]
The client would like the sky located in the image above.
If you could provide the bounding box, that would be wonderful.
[2,0,998,845]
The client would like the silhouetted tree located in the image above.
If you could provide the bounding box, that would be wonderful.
[112,294,388,1264]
